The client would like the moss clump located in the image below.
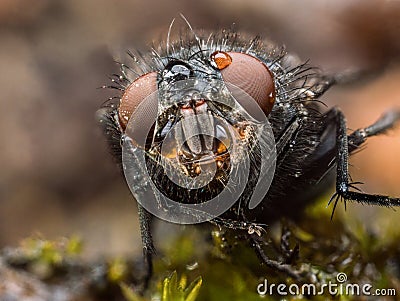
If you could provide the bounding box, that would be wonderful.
[1,197,400,301]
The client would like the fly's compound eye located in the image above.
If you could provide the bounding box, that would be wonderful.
[163,60,193,82]
[118,72,158,133]
[210,51,276,120]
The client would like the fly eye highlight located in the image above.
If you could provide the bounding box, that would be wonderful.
[163,60,193,82]
[118,72,158,130]
[210,51,276,120]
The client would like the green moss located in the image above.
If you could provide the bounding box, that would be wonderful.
[136,195,400,300]
[5,196,400,301]
[13,235,83,279]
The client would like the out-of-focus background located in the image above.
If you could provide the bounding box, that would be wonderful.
[1,0,400,259]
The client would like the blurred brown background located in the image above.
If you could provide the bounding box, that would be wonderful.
[0,0,400,259]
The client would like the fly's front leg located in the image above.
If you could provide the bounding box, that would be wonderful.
[137,204,155,291]
[121,134,155,291]
[330,108,400,217]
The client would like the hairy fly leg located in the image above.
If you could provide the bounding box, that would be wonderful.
[137,204,155,291]
[97,110,156,292]
[120,134,158,292]
[348,110,400,152]
[249,234,300,279]
[329,108,400,216]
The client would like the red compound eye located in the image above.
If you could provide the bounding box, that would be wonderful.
[118,72,158,130]
[210,51,276,120]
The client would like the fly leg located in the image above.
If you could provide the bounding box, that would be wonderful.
[310,68,387,99]
[330,108,400,217]
[244,116,306,280]
[137,204,155,292]
[121,134,156,292]
[98,110,155,291]
[348,110,400,152]
[247,232,305,280]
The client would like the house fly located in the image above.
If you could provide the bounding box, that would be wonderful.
[97,19,400,288]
